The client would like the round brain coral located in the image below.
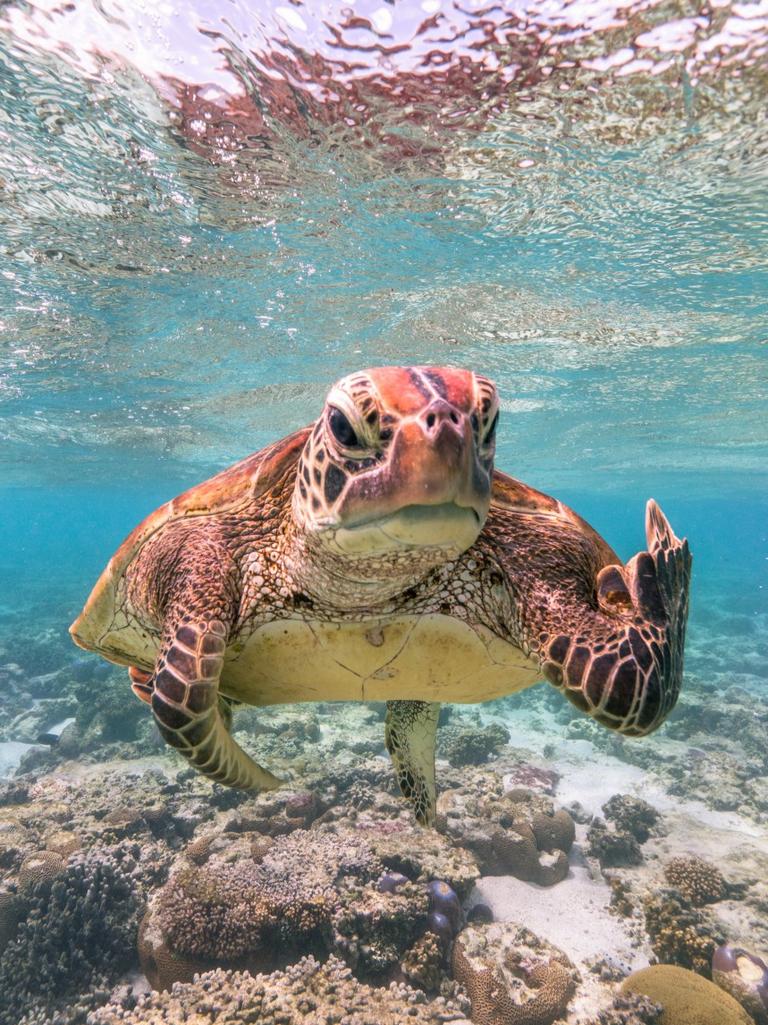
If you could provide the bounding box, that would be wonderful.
[452,923,577,1025]
[663,856,727,907]
[17,850,65,890]
[621,964,754,1025]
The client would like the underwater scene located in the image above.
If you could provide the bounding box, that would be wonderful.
[0,1,767,1023]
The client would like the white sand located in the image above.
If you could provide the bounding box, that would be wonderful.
[0,740,39,779]
[468,853,647,969]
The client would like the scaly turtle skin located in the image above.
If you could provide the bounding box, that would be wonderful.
[70,367,691,825]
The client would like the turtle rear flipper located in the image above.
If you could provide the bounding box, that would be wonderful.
[385,700,439,827]
[543,499,691,737]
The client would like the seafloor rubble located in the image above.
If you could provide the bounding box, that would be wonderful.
[1,605,767,1024]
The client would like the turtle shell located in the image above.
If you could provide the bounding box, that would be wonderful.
[69,427,311,656]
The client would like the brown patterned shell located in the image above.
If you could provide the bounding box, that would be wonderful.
[70,428,311,652]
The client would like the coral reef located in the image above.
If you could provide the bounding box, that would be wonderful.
[585,795,659,869]
[602,796,660,844]
[642,888,725,977]
[90,954,470,1024]
[332,880,429,977]
[0,846,141,1025]
[712,944,768,1025]
[621,964,755,1024]
[145,828,379,976]
[401,931,445,992]
[438,722,510,766]
[437,783,574,885]
[663,856,727,907]
[364,821,480,900]
[587,993,663,1025]
[452,923,577,1025]
[142,825,443,988]
[587,821,643,868]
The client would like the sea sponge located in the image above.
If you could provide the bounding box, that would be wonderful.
[452,923,577,1025]
[621,964,755,1024]
[663,856,726,906]
[712,944,768,1025]
[642,888,725,976]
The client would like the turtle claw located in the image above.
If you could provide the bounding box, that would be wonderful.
[645,497,675,553]
[129,666,153,705]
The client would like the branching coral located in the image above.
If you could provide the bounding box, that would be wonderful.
[402,931,445,992]
[90,954,470,1025]
[0,846,140,1025]
[663,856,726,907]
[153,828,376,964]
[438,723,510,766]
[144,826,436,988]
[642,888,725,977]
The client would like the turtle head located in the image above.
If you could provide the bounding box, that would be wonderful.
[292,367,498,590]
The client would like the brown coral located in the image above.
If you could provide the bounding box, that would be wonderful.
[17,849,65,889]
[663,856,727,907]
[402,932,444,992]
[143,825,434,989]
[642,888,725,976]
[621,965,754,1024]
[91,954,470,1025]
[452,924,577,1025]
[437,787,574,886]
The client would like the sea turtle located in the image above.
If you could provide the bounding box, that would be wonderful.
[70,366,691,825]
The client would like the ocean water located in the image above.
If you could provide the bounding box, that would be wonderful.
[0,1,767,1023]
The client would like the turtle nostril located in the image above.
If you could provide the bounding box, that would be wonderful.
[426,412,436,429]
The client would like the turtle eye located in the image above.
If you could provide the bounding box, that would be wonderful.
[484,410,499,445]
[328,407,360,448]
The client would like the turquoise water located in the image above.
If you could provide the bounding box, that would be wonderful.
[0,0,765,745]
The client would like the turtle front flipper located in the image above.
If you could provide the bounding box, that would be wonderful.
[541,499,692,736]
[385,700,440,826]
[151,618,281,791]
